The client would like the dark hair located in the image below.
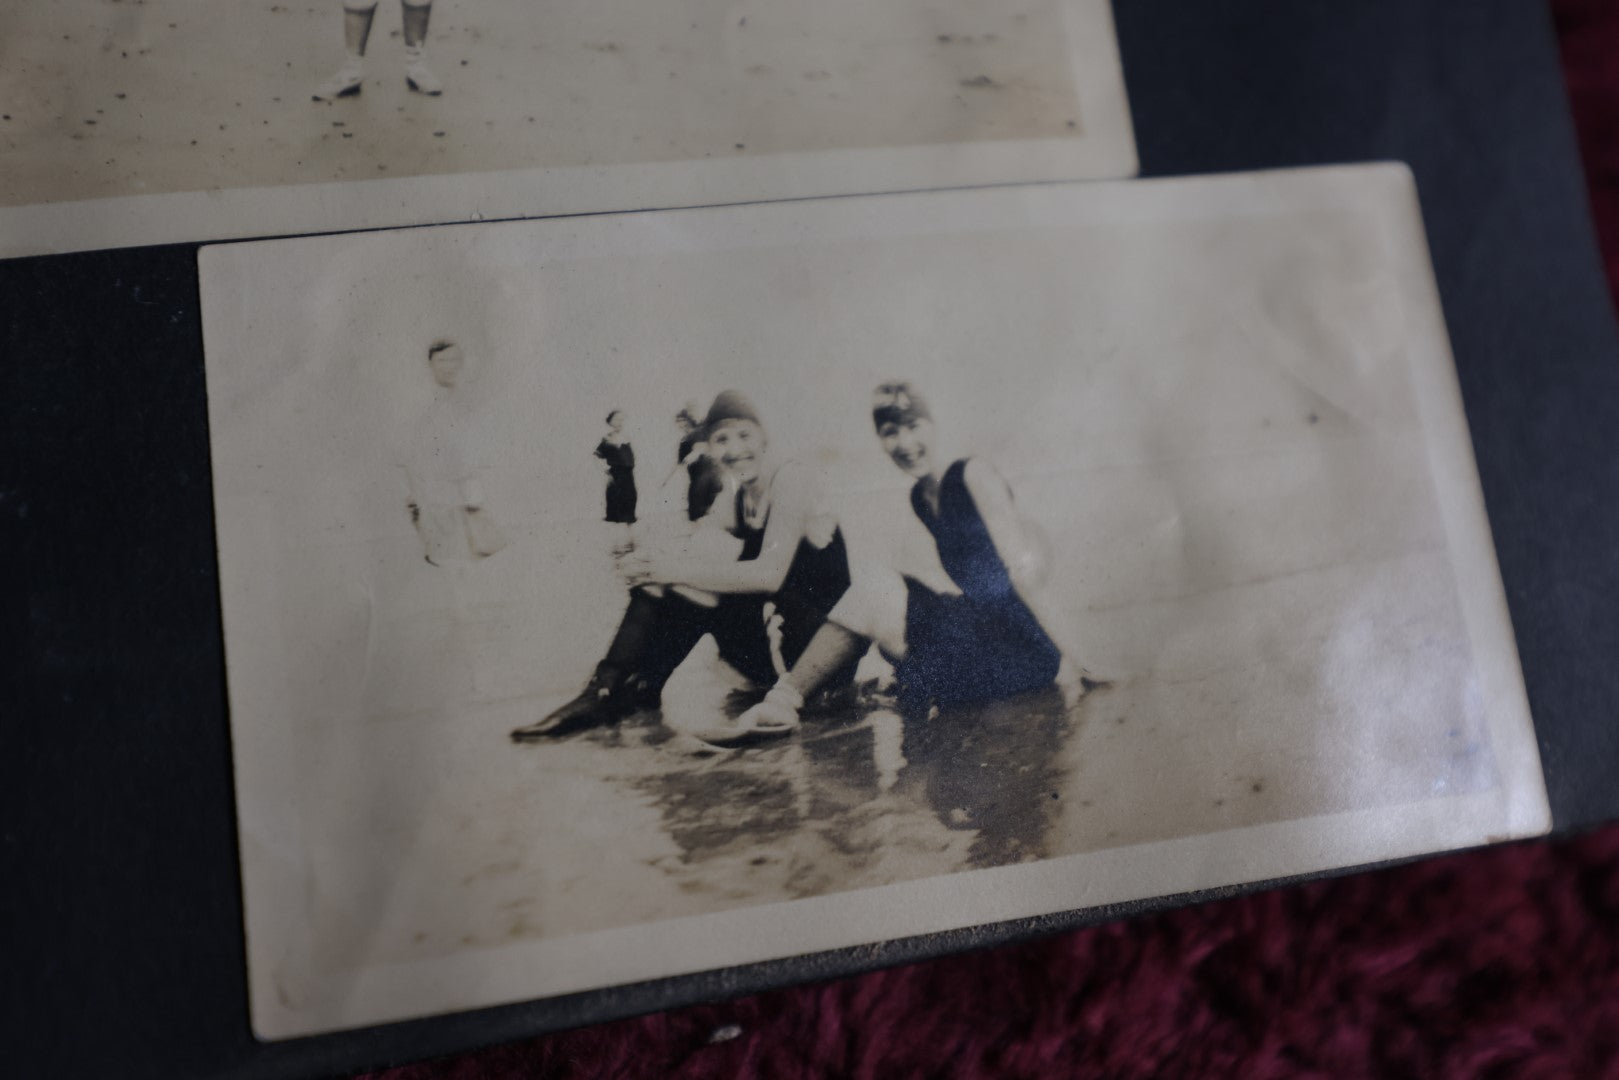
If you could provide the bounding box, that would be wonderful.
[702,390,763,432]
[606,410,624,425]
[427,340,457,359]
[872,382,931,429]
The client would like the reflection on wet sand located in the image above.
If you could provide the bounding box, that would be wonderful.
[605,686,1077,906]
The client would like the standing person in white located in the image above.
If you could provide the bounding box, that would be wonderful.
[403,341,507,566]
[313,0,444,102]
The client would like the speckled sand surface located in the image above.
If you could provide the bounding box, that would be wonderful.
[0,0,1082,206]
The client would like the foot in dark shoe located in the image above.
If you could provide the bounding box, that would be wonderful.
[511,675,624,742]
[618,673,666,714]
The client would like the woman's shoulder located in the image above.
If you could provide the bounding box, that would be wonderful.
[765,460,832,522]
[770,458,825,492]
[957,456,995,481]
[958,457,1013,505]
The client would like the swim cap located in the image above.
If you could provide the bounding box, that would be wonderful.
[872,382,931,429]
[703,390,763,430]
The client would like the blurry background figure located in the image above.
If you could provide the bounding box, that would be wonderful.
[640,402,740,611]
[403,341,508,565]
[675,401,727,523]
[313,0,443,102]
[597,410,637,551]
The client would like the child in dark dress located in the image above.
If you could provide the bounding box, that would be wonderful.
[734,383,1091,735]
[597,410,637,539]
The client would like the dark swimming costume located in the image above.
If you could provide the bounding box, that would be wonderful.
[596,438,637,524]
[677,431,725,522]
[708,484,853,685]
[893,459,1061,707]
[624,471,854,692]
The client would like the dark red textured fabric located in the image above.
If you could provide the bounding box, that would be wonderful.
[360,7,1619,1077]
[1558,0,1619,297]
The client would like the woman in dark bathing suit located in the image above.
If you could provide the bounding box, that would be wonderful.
[735,382,1090,735]
[596,410,637,529]
[511,391,856,741]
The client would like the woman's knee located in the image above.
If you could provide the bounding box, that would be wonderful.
[832,566,908,651]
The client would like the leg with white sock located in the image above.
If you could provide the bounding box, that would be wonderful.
[402,0,443,95]
[740,567,911,734]
[313,1,378,101]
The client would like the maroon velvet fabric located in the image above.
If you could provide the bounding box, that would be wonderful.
[362,7,1619,1077]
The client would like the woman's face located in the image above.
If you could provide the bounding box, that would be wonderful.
[708,418,767,483]
[877,417,935,479]
[607,411,624,434]
[427,344,464,389]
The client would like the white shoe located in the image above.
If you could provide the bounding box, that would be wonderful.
[698,682,803,747]
[312,60,364,102]
[405,51,443,95]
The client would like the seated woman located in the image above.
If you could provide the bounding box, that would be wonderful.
[733,382,1090,738]
[511,391,857,741]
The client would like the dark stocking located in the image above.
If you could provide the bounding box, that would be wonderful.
[597,589,708,691]
[344,5,377,56]
[402,0,432,49]
[783,621,868,697]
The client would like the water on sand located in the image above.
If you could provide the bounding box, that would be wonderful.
[301,676,1086,971]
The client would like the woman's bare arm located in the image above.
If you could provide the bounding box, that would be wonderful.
[961,458,1075,670]
[630,462,822,595]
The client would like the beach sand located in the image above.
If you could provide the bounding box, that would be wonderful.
[280,466,1494,974]
[0,0,1081,206]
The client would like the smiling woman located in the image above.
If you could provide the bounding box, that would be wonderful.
[508,390,859,744]
[735,380,1088,734]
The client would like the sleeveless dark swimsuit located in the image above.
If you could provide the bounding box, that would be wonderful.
[701,480,852,687]
[894,459,1061,707]
[596,438,637,524]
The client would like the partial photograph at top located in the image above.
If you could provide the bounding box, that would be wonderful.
[0,0,1136,256]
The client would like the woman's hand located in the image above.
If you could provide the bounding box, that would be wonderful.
[617,548,679,589]
[1055,655,1108,709]
[804,510,838,550]
[616,548,653,588]
[1055,656,1084,709]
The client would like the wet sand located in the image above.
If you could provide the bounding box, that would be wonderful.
[289,515,1493,974]
[0,0,1081,206]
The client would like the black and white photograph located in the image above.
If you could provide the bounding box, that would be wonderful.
[198,164,1550,1040]
[0,0,1134,256]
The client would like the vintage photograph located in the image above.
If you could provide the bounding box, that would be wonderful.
[0,0,1134,256]
[199,166,1549,1039]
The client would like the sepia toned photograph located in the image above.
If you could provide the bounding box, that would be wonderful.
[0,0,1133,256]
[198,165,1549,1039]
